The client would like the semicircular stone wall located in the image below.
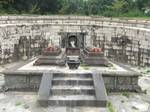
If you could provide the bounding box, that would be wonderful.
[0,16,150,66]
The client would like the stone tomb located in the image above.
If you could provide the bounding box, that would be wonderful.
[1,32,142,107]
[2,58,141,107]
[2,59,141,92]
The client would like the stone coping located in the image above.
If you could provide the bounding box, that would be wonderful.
[2,59,141,77]
[0,16,149,32]
[0,23,149,33]
[0,15,149,24]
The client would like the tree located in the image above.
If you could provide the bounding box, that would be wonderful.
[0,0,149,17]
[108,0,128,14]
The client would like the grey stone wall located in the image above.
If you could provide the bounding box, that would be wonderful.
[103,76,140,92]
[4,74,139,92]
[0,16,150,66]
[4,75,42,90]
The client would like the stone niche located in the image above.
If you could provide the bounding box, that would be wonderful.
[59,32,86,49]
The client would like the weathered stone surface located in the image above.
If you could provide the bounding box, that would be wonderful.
[2,59,141,92]
[46,72,108,107]
[0,16,150,66]
[92,72,108,107]
[38,72,53,106]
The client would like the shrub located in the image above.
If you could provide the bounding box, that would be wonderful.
[123,10,144,17]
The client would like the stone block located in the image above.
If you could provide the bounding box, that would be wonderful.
[30,76,41,84]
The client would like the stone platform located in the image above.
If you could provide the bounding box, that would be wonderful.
[2,59,141,92]
[1,59,142,107]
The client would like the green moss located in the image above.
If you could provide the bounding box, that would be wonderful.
[107,101,116,112]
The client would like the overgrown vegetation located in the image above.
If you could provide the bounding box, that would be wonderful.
[0,0,150,17]
[107,101,116,112]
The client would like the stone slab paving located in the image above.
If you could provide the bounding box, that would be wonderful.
[109,94,149,112]
[108,66,150,112]
[0,92,108,112]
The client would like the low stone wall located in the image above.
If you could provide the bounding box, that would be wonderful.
[4,74,140,92]
[0,15,150,66]
[4,74,42,90]
[103,76,140,92]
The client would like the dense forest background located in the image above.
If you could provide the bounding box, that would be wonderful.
[0,0,150,17]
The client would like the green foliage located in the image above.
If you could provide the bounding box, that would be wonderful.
[0,0,149,17]
[107,101,116,112]
[80,64,90,70]
[29,3,40,14]
[108,0,128,14]
[122,9,144,17]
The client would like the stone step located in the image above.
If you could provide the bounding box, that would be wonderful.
[38,72,107,107]
[54,73,92,78]
[51,85,95,95]
[52,85,94,89]
[52,78,93,86]
[53,77,92,81]
[48,95,106,107]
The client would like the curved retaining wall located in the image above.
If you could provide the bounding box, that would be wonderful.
[0,16,150,66]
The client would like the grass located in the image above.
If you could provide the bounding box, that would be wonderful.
[107,101,116,112]
[15,102,29,109]
[80,64,90,70]
[122,91,130,98]
[82,66,90,70]
[15,102,22,106]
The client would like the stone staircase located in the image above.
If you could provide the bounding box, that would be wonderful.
[38,72,107,107]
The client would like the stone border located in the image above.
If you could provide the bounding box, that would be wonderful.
[38,72,53,107]
[2,60,141,77]
[0,15,150,26]
[92,72,108,107]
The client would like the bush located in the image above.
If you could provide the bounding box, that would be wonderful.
[102,11,118,17]
[123,10,144,17]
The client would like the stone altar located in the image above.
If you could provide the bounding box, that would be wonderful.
[81,46,109,66]
[33,45,66,66]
